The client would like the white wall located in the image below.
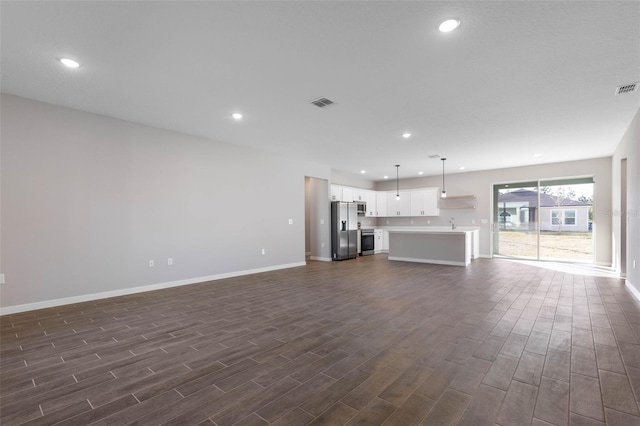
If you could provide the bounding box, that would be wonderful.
[612,107,640,295]
[375,157,612,265]
[0,94,330,311]
[331,169,375,189]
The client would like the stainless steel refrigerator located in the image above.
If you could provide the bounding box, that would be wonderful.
[331,201,358,260]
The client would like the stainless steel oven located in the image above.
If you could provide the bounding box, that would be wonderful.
[361,229,374,255]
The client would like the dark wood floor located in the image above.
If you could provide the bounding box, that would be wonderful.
[2,255,640,425]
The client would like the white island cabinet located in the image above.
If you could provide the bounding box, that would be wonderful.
[387,228,479,266]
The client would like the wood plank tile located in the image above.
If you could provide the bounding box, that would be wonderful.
[382,394,434,426]
[482,354,519,391]
[569,373,604,422]
[345,397,397,425]
[420,389,471,426]
[598,370,640,415]
[457,384,506,426]
[308,401,358,426]
[534,376,570,426]
[496,380,538,426]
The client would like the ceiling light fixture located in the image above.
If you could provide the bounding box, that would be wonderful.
[439,19,461,33]
[441,158,447,198]
[360,170,366,174]
[231,113,243,120]
[459,166,465,170]
[418,171,424,175]
[383,176,389,179]
[59,58,80,68]
[395,165,400,200]
[402,132,411,138]
[533,153,542,157]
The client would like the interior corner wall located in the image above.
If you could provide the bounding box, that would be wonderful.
[374,157,612,265]
[0,94,330,311]
[612,107,640,295]
[307,177,331,260]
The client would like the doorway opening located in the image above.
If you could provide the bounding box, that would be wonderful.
[493,177,595,262]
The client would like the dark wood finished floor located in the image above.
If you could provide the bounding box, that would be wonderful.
[2,256,640,425]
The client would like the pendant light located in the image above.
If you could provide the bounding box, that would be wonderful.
[395,165,400,200]
[441,158,447,198]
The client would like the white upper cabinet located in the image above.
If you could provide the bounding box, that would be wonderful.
[375,191,387,216]
[341,187,354,202]
[410,188,440,216]
[365,191,377,216]
[330,185,440,217]
[330,185,342,201]
[386,191,411,216]
[352,188,366,202]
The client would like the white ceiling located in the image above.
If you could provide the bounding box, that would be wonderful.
[2,1,639,181]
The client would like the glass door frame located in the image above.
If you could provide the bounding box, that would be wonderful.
[490,175,596,262]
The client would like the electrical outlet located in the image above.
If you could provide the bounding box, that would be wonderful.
[386,220,389,224]
[261,248,266,255]
[288,219,293,225]
[167,258,173,266]
[410,220,414,224]
[148,260,155,267]
[427,220,431,224]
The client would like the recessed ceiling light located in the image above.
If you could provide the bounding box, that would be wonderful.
[459,166,465,170]
[383,176,389,179]
[402,132,411,138]
[439,19,461,33]
[59,58,80,68]
[418,171,423,175]
[533,153,542,157]
[360,170,366,174]
[231,113,243,120]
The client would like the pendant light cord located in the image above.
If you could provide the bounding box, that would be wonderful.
[441,158,447,197]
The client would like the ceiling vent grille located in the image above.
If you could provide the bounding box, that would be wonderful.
[310,97,334,108]
[428,154,441,159]
[615,82,639,95]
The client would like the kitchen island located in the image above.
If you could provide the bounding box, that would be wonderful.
[387,228,479,267]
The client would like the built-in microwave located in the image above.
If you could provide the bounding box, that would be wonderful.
[356,202,366,215]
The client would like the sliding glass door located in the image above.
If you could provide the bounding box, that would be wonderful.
[493,177,594,262]
[494,181,539,259]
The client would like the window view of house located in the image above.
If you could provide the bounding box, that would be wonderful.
[494,181,594,261]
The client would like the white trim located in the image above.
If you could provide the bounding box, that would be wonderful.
[309,256,332,262]
[388,256,468,267]
[0,262,306,316]
[626,279,640,302]
[479,254,493,259]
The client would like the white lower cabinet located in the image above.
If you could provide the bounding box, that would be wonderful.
[382,231,389,252]
[374,230,383,253]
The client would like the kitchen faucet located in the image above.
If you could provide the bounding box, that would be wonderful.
[450,217,456,230]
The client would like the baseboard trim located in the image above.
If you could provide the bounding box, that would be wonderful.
[0,262,307,316]
[626,279,640,302]
[309,256,332,262]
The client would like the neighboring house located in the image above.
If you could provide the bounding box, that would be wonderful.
[497,189,592,232]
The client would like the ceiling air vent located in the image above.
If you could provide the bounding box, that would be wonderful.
[310,97,334,108]
[615,82,639,95]
[428,154,441,159]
